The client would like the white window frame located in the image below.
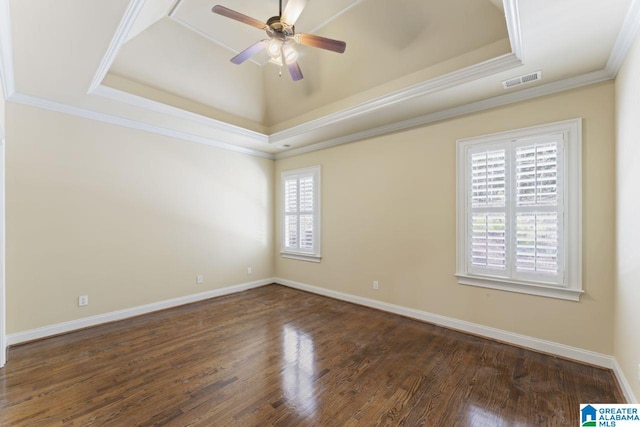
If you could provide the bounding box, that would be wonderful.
[455,119,583,301]
[281,166,322,262]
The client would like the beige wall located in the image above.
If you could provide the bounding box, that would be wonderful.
[5,103,274,333]
[615,32,640,400]
[0,83,5,138]
[275,82,616,354]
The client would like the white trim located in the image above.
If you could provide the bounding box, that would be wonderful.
[269,0,524,145]
[274,277,615,368]
[92,84,269,143]
[275,70,610,159]
[0,137,5,368]
[0,0,15,98]
[270,53,522,145]
[503,0,523,62]
[612,358,639,404]
[280,252,322,263]
[455,119,583,300]
[85,0,524,151]
[605,0,640,76]
[456,275,584,301]
[280,166,322,259]
[5,67,612,163]
[87,0,148,93]
[8,92,275,160]
[6,278,274,346]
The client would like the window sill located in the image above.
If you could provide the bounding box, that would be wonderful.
[281,252,322,263]
[455,274,584,301]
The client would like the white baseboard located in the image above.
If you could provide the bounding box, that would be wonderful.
[6,278,274,346]
[612,358,639,404]
[5,276,637,403]
[274,278,620,368]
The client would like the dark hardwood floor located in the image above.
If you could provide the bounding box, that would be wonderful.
[0,284,624,426]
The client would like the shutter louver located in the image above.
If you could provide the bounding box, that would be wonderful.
[515,141,560,276]
[282,169,318,255]
[471,213,506,269]
[285,179,298,213]
[469,149,506,272]
[471,150,506,208]
[516,142,558,207]
[516,211,559,274]
[284,178,299,249]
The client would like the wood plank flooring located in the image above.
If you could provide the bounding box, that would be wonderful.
[0,284,624,426]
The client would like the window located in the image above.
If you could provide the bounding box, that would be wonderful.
[456,119,583,301]
[281,166,321,262]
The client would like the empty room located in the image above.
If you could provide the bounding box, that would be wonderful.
[1,0,640,425]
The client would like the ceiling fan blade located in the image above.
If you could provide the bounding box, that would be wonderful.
[231,40,267,64]
[296,33,346,54]
[212,5,266,30]
[281,0,307,26]
[287,61,304,81]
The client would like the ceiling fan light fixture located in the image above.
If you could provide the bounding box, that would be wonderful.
[212,0,346,81]
[267,38,283,59]
[282,41,298,64]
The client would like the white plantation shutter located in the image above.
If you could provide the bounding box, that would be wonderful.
[456,120,581,299]
[284,178,299,248]
[281,167,321,260]
[469,148,508,275]
[513,138,563,282]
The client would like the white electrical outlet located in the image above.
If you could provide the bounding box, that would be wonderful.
[78,295,89,307]
[247,267,252,275]
[196,275,203,284]
[373,280,379,290]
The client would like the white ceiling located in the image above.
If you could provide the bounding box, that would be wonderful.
[1,0,637,157]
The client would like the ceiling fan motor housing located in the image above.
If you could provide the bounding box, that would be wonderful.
[266,16,294,39]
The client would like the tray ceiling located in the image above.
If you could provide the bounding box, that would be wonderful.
[3,0,635,156]
[107,0,510,129]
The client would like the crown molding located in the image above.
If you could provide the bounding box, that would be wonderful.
[503,0,523,62]
[275,69,612,159]
[92,84,269,143]
[270,52,523,145]
[270,0,523,145]
[87,0,147,93]
[606,0,640,76]
[0,0,15,98]
[85,0,525,151]
[9,92,275,159]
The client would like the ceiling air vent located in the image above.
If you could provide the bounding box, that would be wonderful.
[502,71,542,89]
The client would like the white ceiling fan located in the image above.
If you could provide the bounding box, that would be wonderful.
[212,0,347,81]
